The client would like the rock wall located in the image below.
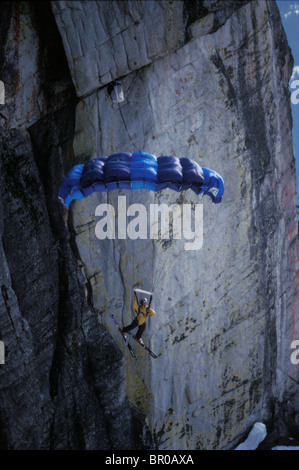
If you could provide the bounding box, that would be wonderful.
[0,1,153,450]
[0,0,298,450]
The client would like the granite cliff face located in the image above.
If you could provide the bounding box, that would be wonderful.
[0,0,298,450]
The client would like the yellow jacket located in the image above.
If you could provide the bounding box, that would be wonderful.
[133,298,155,325]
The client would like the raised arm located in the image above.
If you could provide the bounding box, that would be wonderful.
[132,291,139,312]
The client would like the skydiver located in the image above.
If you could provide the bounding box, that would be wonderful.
[121,291,155,345]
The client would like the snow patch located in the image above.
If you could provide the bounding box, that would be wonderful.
[235,423,267,450]
[235,422,299,450]
[272,446,299,451]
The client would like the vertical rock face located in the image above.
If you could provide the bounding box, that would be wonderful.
[0,1,153,450]
[0,0,298,450]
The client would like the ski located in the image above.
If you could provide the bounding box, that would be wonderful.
[112,315,136,359]
[126,331,158,359]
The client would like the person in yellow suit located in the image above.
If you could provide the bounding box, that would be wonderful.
[122,291,155,345]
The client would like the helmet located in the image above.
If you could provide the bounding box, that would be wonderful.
[141,297,148,305]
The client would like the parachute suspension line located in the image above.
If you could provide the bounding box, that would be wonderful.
[117,96,142,297]
[151,241,158,295]
[132,203,135,298]
[151,255,163,295]
[118,102,143,155]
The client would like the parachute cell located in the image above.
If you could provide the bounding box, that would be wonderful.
[58,152,224,207]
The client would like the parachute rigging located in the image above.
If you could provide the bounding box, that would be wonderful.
[134,288,153,309]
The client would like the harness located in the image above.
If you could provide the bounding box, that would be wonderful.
[137,305,150,317]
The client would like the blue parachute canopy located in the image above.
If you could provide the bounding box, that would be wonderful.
[58,152,224,208]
